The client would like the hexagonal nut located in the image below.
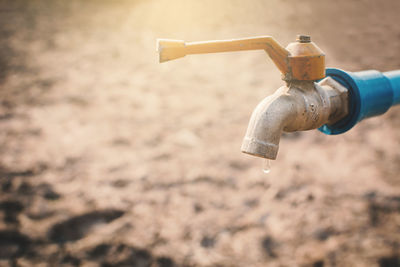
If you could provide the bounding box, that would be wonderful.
[319,76,349,119]
[319,76,347,95]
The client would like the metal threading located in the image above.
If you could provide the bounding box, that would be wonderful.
[297,35,311,43]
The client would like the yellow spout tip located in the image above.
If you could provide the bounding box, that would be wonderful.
[157,39,186,63]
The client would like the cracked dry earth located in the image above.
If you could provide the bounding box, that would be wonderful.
[0,0,400,266]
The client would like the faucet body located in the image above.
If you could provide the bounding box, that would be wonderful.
[241,77,348,159]
[157,35,400,162]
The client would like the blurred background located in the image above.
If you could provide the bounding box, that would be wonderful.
[0,0,399,266]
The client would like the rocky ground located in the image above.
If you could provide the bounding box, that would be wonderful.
[0,0,399,266]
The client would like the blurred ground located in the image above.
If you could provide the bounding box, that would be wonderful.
[0,0,400,266]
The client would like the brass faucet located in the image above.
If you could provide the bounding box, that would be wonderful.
[157,35,349,160]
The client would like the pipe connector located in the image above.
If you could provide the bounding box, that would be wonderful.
[319,68,400,135]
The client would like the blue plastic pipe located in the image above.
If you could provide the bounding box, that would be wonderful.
[319,68,400,135]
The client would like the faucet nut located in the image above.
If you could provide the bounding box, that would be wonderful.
[296,35,311,43]
[318,77,349,124]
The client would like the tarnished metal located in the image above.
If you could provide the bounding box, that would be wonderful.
[241,77,348,159]
[156,35,349,160]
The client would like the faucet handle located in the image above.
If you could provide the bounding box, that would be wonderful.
[157,35,325,81]
[157,36,289,76]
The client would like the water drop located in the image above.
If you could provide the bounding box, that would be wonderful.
[262,159,271,174]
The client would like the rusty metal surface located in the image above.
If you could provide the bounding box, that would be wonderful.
[286,35,325,81]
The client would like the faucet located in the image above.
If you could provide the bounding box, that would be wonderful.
[157,35,400,161]
[241,77,347,159]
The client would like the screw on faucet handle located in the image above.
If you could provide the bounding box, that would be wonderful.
[296,35,311,43]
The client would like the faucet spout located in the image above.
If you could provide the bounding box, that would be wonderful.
[241,86,297,159]
[241,78,349,160]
